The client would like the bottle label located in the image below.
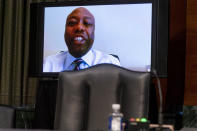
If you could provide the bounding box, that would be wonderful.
[111,117,121,131]
[108,116,122,131]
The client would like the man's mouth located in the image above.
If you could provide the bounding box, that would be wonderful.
[73,36,85,44]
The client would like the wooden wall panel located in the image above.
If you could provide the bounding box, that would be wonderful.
[184,0,197,105]
[165,0,186,110]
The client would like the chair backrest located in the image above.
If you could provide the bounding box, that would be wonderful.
[54,64,150,131]
[0,104,15,128]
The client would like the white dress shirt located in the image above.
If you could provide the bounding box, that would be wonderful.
[43,49,120,72]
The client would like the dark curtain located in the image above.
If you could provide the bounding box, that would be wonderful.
[0,0,28,106]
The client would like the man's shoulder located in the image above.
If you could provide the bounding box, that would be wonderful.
[44,51,68,62]
[91,49,120,65]
[92,49,118,59]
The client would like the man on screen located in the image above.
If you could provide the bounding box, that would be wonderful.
[43,7,120,72]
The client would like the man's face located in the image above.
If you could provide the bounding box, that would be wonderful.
[65,7,95,58]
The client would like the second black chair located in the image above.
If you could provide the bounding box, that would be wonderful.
[0,104,15,128]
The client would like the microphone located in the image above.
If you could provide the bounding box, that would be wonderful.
[151,68,163,130]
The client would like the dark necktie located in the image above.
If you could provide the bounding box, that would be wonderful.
[73,59,84,71]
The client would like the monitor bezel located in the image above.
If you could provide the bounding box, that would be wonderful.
[28,0,157,78]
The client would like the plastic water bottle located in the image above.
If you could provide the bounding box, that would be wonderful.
[108,104,124,131]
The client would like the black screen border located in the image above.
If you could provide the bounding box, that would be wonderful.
[29,0,158,78]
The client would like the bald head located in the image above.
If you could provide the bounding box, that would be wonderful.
[64,7,95,58]
[67,7,95,23]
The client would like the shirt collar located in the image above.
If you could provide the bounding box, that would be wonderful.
[64,52,75,70]
[81,49,93,66]
[64,49,93,69]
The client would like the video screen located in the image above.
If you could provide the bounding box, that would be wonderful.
[43,3,152,72]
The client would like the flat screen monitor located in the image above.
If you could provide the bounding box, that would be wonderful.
[29,0,167,77]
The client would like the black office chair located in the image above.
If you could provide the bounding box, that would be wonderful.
[54,64,150,131]
[0,104,15,128]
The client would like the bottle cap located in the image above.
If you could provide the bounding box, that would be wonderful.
[112,104,120,110]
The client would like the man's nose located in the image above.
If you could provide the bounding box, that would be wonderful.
[75,22,85,32]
